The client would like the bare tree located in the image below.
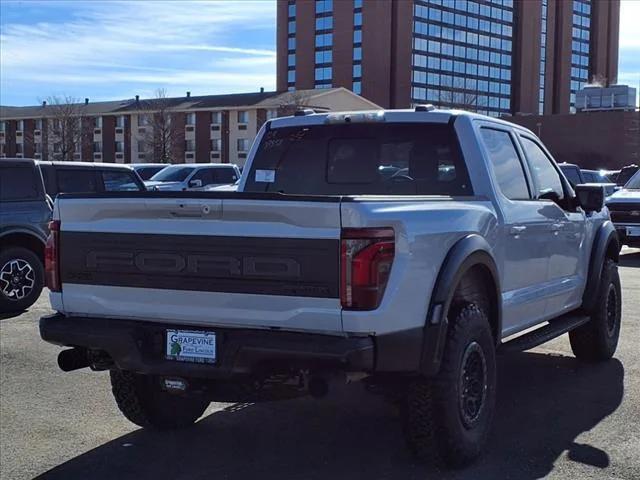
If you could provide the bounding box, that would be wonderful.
[277,90,315,116]
[140,88,183,163]
[437,79,485,112]
[44,96,90,161]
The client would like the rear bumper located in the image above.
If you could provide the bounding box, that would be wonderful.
[40,313,376,379]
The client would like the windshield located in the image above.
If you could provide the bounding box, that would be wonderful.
[626,171,640,189]
[150,166,195,182]
[244,123,472,196]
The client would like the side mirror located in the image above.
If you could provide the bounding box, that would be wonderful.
[539,189,561,202]
[189,179,203,188]
[575,184,605,213]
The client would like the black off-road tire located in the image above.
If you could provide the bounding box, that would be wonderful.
[0,247,44,313]
[110,370,209,429]
[403,303,496,467]
[570,259,622,362]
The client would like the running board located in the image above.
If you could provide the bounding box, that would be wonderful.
[499,313,590,354]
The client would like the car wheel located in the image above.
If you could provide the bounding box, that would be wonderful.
[110,370,209,429]
[570,259,621,362]
[402,303,496,467]
[0,247,44,313]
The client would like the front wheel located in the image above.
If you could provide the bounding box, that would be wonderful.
[110,370,209,429]
[0,247,44,313]
[570,259,622,362]
[402,304,496,467]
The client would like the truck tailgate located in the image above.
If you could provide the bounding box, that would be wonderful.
[56,194,342,333]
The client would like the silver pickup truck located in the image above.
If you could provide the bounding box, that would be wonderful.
[40,108,621,467]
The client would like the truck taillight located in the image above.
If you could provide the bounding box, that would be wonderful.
[341,228,395,310]
[45,220,61,292]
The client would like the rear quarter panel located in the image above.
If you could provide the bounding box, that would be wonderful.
[341,198,498,335]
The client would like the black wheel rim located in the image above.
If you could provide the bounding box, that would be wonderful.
[459,341,487,429]
[0,259,35,301]
[606,284,618,335]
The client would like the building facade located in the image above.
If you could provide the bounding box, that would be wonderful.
[277,0,620,115]
[0,88,379,165]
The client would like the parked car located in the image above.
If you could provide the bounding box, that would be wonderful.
[206,179,240,192]
[37,161,146,196]
[606,170,640,248]
[0,158,51,312]
[131,163,169,181]
[41,108,620,467]
[615,164,639,186]
[144,164,240,191]
[558,163,617,196]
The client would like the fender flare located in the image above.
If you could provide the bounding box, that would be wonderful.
[582,220,619,312]
[0,227,48,246]
[420,234,502,376]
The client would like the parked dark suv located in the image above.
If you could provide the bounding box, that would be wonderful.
[0,158,51,313]
[37,161,146,196]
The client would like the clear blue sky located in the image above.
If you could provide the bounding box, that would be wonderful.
[0,0,638,106]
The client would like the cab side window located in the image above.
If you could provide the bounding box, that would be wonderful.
[520,137,564,201]
[192,169,214,186]
[480,128,530,200]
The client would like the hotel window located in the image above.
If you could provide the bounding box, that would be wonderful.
[266,109,278,120]
[211,111,221,124]
[352,0,363,93]
[570,0,591,111]
[94,116,102,128]
[211,139,221,151]
[411,0,514,116]
[314,0,333,89]
[237,111,248,124]
[237,138,250,152]
[538,0,548,114]
[116,116,125,128]
[93,141,102,153]
[16,143,23,154]
[186,113,196,125]
[115,141,124,153]
[185,139,196,151]
[35,143,43,154]
[287,0,296,89]
[138,114,150,126]
[138,141,147,152]
[0,121,5,132]
[35,119,43,130]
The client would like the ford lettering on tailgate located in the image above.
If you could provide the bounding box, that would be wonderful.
[60,232,339,298]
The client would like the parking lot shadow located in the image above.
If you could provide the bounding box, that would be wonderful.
[37,353,623,480]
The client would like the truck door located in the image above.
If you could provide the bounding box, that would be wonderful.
[517,135,586,317]
[479,127,550,336]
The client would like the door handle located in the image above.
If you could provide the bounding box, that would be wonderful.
[509,225,527,235]
[550,223,563,232]
[169,203,212,217]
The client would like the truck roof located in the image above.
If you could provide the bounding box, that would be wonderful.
[268,107,536,137]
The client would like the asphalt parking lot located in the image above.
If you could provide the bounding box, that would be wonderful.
[1,249,639,480]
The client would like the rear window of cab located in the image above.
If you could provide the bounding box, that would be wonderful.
[244,123,473,196]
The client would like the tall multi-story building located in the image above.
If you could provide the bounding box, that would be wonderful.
[277,0,620,115]
[0,88,378,164]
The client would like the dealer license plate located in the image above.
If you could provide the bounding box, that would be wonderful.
[166,329,216,364]
[627,226,640,238]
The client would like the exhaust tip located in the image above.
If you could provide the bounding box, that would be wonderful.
[57,348,89,372]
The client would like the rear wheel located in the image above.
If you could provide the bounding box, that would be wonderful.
[570,259,621,362]
[110,370,209,429]
[0,247,44,313]
[402,302,496,467]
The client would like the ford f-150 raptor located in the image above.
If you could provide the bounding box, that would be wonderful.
[40,107,621,467]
